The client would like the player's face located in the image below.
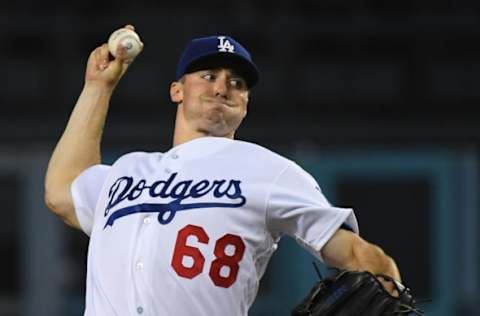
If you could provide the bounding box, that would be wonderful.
[171,68,249,138]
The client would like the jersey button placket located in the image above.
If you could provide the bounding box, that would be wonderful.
[163,150,181,175]
[143,216,152,225]
[133,214,149,316]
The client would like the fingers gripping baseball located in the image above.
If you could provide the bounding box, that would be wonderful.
[85,44,130,87]
[84,25,143,87]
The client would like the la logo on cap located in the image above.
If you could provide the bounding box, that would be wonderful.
[217,36,235,53]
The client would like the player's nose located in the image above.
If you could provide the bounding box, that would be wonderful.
[212,74,228,98]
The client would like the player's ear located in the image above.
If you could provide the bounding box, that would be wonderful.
[170,81,183,103]
[242,91,249,117]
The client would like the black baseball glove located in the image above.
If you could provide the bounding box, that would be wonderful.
[291,270,425,315]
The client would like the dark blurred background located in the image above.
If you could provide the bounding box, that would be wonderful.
[1,1,479,315]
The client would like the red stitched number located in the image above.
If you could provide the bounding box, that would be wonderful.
[171,224,245,288]
[171,225,209,279]
[209,234,245,288]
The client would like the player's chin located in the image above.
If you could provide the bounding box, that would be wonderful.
[204,123,230,137]
[202,112,242,136]
[200,119,235,137]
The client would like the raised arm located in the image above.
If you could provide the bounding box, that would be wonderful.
[321,229,401,282]
[44,25,142,228]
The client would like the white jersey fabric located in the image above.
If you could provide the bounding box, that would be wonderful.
[71,137,358,316]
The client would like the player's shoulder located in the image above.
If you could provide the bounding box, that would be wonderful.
[234,140,317,177]
[111,151,163,166]
[231,139,320,187]
[231,139,295,166]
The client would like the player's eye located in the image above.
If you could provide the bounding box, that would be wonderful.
[230,78,247,90]
[201,73,216,81]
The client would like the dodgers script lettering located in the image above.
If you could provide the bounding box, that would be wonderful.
[103,173,246,228]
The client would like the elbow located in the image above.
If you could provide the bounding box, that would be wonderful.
[44,182,72,218]
[44,184,64,216]
[44,163,81,229]
[44,184,79,229]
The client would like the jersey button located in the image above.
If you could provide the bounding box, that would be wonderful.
[164,168,172,174]
[137,306,144,314]
[143,216,152,224]
[171,153,179,159]
[136,261,144,270]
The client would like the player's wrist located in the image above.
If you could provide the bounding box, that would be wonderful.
[83,81,117,96]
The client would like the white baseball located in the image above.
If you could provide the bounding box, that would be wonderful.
[108,28,142,60]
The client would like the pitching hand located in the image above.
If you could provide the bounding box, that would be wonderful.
[84,25,144,89]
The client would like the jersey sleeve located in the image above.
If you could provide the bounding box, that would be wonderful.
[70,164,111,236]
[265,162,359,259]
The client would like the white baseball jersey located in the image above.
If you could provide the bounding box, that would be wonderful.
[71,136,358,316]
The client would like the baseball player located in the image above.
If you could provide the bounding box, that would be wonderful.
[44,25,401,315]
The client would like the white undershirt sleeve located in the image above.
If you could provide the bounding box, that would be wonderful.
[70,164,111,236]
[266,162,358,259]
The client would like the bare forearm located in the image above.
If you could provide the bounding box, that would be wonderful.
[46,83,113,186]
[44,82,115,228]
[322,229,401,281]
[349,237,401,281]
[44,26,142,228]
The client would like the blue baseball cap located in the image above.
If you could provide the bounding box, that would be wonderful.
[176,35,259,88]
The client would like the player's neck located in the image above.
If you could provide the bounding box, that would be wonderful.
[172,131,202,147]
[172,128,235,147]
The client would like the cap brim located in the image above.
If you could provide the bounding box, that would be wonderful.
[185,53,259,88]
